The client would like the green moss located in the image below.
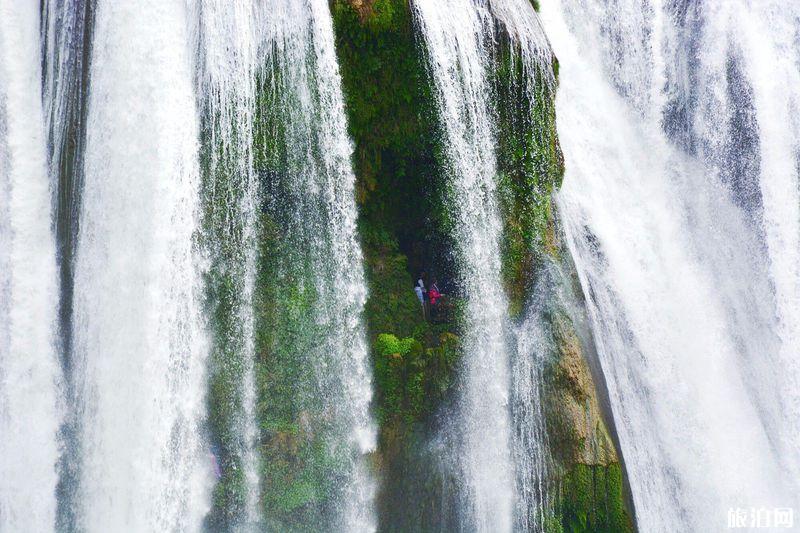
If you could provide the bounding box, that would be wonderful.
[333,0,462,422]
[373,332,459,426]
[556,463,634,533]
[349,0,406,31]
[361,224,427,339]
[493,36,565,317]
[333,0,452,272]
[332,0,432,181]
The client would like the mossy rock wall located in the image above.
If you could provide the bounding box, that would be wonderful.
[545,310,617,468]
[541,280,635,533]
[330,1,635,531]
[558,463,631,533]
[198,0,633,530]
[333,1,465,529]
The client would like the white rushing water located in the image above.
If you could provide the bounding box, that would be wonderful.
[489,3,559,530]
[0,2,62,530]
[412,1,514,530]
[511,277,554,532]
[490,0,554,91]
[198,0,262,525]
[262,0,377,528]
[73,1,210,530]
[541,0,800,530]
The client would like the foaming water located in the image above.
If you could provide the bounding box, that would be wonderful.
[541,0,800,529]
[412,0,512,530]
[0,2,62,529]
[259,0,376,528]
[40,1,94,527]
[197,0,262,525]
[73,1,210,529]
[413,1,558,530]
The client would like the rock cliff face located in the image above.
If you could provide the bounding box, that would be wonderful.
[305,0,636,530]
[547,312,617,467]
[538,264,634,531]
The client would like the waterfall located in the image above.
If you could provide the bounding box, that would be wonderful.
[413,1,559,530]
[73,1,210,529]
[489,3,560,530]
[197,0,262,526]
[542,0,800,530]
[0,2,62,530]
[41,1,94,528]
[489,0,554,90]
[412,1,512,530]
[258,0,376,529]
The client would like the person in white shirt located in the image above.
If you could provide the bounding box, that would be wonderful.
[414,275,427,319]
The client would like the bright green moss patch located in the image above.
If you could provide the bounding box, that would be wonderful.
[373,332,459,425]
[493,40,565,318]
[556,463,634,533]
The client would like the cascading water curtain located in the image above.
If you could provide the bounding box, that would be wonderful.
[40,1,94,528]
[488,3,560,531]
[72,1,210,530]
[413,1,563,530]
[197,0,262,528]
[412,1,515,530]
[255,0,376,529]
[0,2,62,530]
[542,0,800,530]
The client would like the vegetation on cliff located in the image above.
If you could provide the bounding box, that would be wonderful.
[332,1,633,531]
[203,0,634,530]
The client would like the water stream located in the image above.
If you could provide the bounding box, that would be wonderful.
[0,2,62,530]
[258,0,376,528]
[73,2,210,529]
[412,1,555,530]
[197,0,262,526]
[542,0,800,529]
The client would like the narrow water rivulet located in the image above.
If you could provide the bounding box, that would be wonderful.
[255,0,376,530]
[197,0,262,527]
